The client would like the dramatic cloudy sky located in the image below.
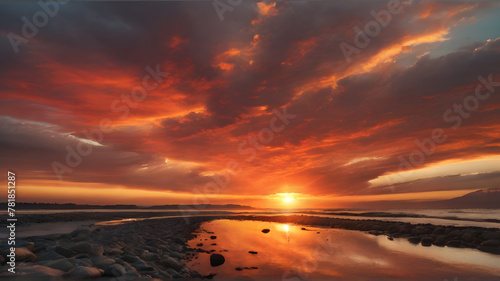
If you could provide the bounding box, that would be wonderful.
[1,1,499,207]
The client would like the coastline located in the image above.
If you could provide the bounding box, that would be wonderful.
[1,213,500,280]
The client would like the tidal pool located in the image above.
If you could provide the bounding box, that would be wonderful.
[187,219,500,280]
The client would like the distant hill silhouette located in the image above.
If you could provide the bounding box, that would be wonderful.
[350,188,500,209]
[438,188,500,208]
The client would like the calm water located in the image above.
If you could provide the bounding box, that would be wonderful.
[91,208,500,228]
[187,219,500,280]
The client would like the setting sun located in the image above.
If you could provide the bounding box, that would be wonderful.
[284,196,293,203]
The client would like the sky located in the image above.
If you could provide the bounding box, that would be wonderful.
[0,1,500,208]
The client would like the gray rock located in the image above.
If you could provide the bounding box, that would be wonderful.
[94,258,116,269]
[413,226,433,235]
[71,242,103,256]
[447,230,464,238]
[55,246,75,258]
[11,247,37,262]
[210,253,225,267]
[26,242,35,253]
[159,256,183,271]
[446,240,462,248]
[408,237,421,244]
[37,259,75,272]
[104,247,124,256]
[480,239,500,248]
[122,262,136,272]
[433,235,447,247]
[104,264,126,277]
[461,233,473,243]
[126,269,140,276]
[167,251,185,260]
[74,253,90,259]
[67,258,93,267]
[66,266,104,278]
[432,226,446,235]
[480,231,500,241]
[122,254,142,263]
[36,250,65,262]
[421,237,433,247]
[141,251,160,261]
[132,261,154,271]
[34,242,49,252]
[5,264,65,279]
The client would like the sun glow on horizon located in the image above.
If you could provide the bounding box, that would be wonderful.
[273,192,298,204]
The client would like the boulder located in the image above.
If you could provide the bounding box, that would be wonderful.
[421,237,433,247]
[37,259,75,272]
[413,226,433,235]
[36,250,65,262]
[34,242,49,252]
[159,256,183,271]
[447,230,464,239]
[248,251,258,254]
[26,242,35,253]
[433,235,447,247]
[262,229,270,234]
[94,258,116,269]
[167,251,185,260]
[74,253,90,259]
[210,236,217,240]
[461,233,473,243]
[480,239,500,248]
[4,265,64,279]
[142,252,160,261]
[446,240,462,248]
[480,231,500,241]
[14,247,37,262]
[71,242,103,256]
[210,253,225,267]
[408,237,421,244]
[55,246,75,258]
[122,255,142,263]
[67,257,93,267]
[66,266,104,278]
[132,261,154,271]
[104,247,124,256]
[104,264,126,277]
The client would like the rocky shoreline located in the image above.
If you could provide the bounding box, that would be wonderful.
[0,216,221,280]
[1,214,500,280]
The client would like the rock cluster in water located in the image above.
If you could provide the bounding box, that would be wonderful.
[233,215,500,254]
